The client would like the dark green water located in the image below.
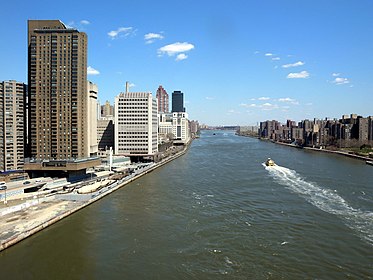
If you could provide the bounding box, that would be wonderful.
[1,130,373,279]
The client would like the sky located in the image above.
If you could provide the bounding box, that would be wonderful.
[1,0,373,126]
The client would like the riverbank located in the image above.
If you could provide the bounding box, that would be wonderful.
[261,139,372,162]
[0,144,190,252]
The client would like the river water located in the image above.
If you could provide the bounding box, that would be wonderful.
[1,130,373,279]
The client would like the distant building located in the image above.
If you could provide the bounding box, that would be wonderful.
[189,120,200,136]
[369,117,373,141]
[25,20,99,177]
[156,86,169,113]
[259,113,373,148]
[114,92,158,158]
[101,100,114,118]
[358,117,369,142]
[0,80,26,171]
[172,91,185,113]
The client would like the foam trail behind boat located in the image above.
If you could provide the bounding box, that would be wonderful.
[263,163,373,246]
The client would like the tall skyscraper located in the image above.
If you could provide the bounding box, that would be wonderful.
[114,92,158,158]
[172,90,185,113]
[156,85,169,113]
[0,81,26,171]
[25,20,99,176]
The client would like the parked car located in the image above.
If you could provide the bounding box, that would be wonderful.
[0,181,7,190]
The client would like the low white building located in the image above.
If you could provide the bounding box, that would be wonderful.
[114,92,158,156]
[172,112,190,144]
[158,113,173,143]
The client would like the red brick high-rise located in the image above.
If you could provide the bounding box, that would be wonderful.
[156,85,169,113]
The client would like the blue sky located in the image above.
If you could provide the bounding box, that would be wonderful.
[1,0,373,126]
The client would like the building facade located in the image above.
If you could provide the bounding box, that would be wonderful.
[0,81,26,171]
[172,90,185,113]
[156,85,169,113]
[172,112,190,144]
[114,92,158,156]
[97,118,114,151]
[101,100,114,118]
[158,112,173,143]
[25,20,99,175]
[88,81,98,156]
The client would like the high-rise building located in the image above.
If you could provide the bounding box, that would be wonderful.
[88,81,98,156]
[114,92,158,157]
[25,20,99,176]
[172,91,185,113]
[0,81,26,171]
[156,85,168,113]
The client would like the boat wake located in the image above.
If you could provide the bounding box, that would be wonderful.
[263,163,373,246]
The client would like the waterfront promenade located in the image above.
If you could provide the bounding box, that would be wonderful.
[0,144,190,252]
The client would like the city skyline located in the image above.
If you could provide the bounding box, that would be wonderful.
[0,1,372,125]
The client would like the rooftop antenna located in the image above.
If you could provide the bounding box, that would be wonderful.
[125,81,129,94]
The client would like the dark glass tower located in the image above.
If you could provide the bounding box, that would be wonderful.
[172,91,185,113]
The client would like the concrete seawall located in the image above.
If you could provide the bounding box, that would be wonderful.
[0,146,190,252]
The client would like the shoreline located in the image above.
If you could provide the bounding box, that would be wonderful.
[0,144,190,252]
[260,138,372,162]
[236,133,372,162]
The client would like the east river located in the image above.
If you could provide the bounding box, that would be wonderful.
[1,130,372,279]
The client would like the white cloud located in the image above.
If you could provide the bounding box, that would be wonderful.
[87,66,100,75]
[158,42,194,61]
[240,102,279,110]
[272,57,280,61]
[282,61,305,68]
[206,97,215,100]
[240,103,257,108]
[332,73,340,77]
[258,97,270,100]
[81,20,90,25]
[278,97,299,105]
[144,32,164,44]
[333,77,350,85]
[265,53,273,56]
[158,42,195,57]
[262,103,279,110]
[176,53,188,61]
[287,70,309,79]
[278,97,294,102]
[108,27,134,39]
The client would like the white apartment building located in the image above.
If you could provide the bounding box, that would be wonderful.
[172,112,190,144]
[87,81,98,156]
[114,92,158,156]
